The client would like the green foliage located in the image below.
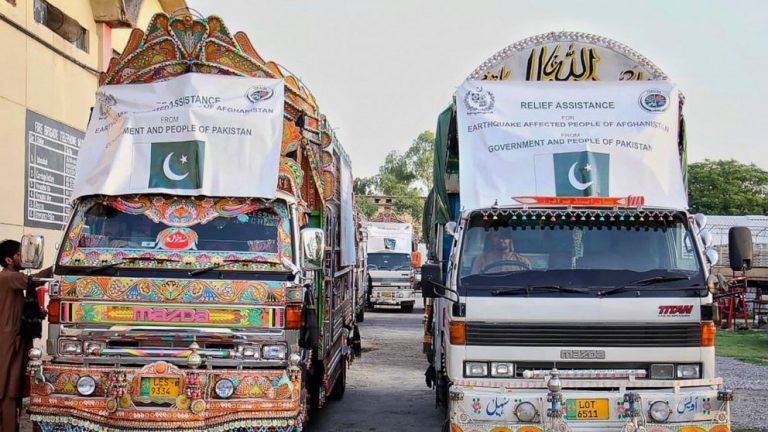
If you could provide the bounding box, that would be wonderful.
[688,159,768,215]
[716,329,768,365]
[354,177,377,195]
[359,131,435,239]
[356,196,378,219]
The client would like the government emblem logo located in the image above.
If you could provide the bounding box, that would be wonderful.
[463,86,495,114]
[246,86,274,103]
[639,88,669,112]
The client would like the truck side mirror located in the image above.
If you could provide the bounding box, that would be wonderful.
[301,228,325,271]
[20,234,44,269]
[728,226,753,271]
[421,263,443,298]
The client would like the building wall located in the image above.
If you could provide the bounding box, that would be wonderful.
[0,0,178,265]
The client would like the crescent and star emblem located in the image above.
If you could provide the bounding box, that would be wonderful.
[162,152,189,181]
[567,162,593,190]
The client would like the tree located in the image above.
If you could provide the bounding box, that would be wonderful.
[354,177,376,195]
[356,196,378,219]
[355,131,435,239]
[688,159,768,215]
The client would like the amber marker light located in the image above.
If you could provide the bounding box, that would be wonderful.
[47,299,61,324]
[449,321,466,345]
[285,304,302,329]
[701,322,716,347]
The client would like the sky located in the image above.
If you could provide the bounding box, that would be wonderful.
[189,0,768,179]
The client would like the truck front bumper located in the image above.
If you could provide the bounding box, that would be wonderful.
[448,379,730,432]
[370,288,415,305]
[29,361,304,432]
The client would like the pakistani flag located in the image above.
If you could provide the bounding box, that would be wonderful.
[554,151,609,197]
[384,238,396,250]
[148,141,205,189]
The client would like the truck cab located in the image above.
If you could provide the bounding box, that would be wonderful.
[367,250,415,313]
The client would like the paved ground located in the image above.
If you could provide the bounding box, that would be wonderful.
[310,306,443,431]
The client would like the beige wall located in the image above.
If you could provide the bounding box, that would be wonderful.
[0,0,177,265]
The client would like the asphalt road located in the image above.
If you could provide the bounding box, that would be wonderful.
[309,305,444,431]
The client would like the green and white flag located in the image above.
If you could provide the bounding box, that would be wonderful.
[73,73,284,198]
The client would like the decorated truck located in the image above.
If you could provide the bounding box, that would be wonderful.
[363,222,416,313]
[25,13,358,432]
[421,32,742,431]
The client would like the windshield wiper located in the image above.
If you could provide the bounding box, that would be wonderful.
[491,285,589,296]
[189,258,278,276]
[597,275,697,297]
[86,256,177,274]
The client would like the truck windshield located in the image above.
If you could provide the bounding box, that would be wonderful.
[459,211,706,297]
[367,253,411,271]
[57,196,292,273]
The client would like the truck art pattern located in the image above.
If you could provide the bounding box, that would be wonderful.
[28,12,359,432]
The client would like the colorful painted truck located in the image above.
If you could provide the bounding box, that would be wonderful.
[421,32,742,431]
[364,222,416,313]
[25,13,358,432]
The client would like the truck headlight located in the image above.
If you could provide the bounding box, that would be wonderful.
[84,342,105,356]
[490,362,515,377]
[238,345,261,358]
[676,364,701,379]
[58,338,82,355]
[514,401,538,422]
[76,376,97,396]
[214,379,235,399]
[464,361,488,377]
[649,363,674,379]
[648,400,672,422]
[262,345,287,360]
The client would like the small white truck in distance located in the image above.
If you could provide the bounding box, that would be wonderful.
[364,222,416,313]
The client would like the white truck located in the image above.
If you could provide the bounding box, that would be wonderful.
[364,222,416,313]
[421,31,741,432]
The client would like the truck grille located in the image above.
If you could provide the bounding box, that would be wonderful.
[372,278,409,285]
[465,322,700,348]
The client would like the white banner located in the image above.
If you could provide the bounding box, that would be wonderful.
[456,80,686,210]
[364,222,413,254]
[340,156,356,266]
[73,73,284,199]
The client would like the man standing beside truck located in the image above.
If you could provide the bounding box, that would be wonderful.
[0,240,50,432]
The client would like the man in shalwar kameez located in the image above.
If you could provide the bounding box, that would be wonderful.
[0,240,51,432]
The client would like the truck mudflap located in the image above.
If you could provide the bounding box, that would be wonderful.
[28,361,305,432]
[448,382,731,432]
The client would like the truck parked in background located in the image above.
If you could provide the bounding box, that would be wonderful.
[364,222,416,313]
[25,13,357,432]
[421,31,742,431]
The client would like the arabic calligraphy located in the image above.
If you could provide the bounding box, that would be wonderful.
[485,396,510,417]
[526,43,601,81]
[619,69,646,81]
[676,395,699,414]
[483,66,512,81]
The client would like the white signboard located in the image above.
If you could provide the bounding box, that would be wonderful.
[365,222,413,254]
[73,73,284,199]
[456,80,685,210]
[340,156,356,266]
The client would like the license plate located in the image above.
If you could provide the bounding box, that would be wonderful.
[382,292,395,297]
[565,399,609,420]
[139,377,180,398]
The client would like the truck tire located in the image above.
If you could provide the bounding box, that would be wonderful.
[401,303,414,313]
[355,307,365,323]
[328,361,346,400]
[729,226,753,271]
